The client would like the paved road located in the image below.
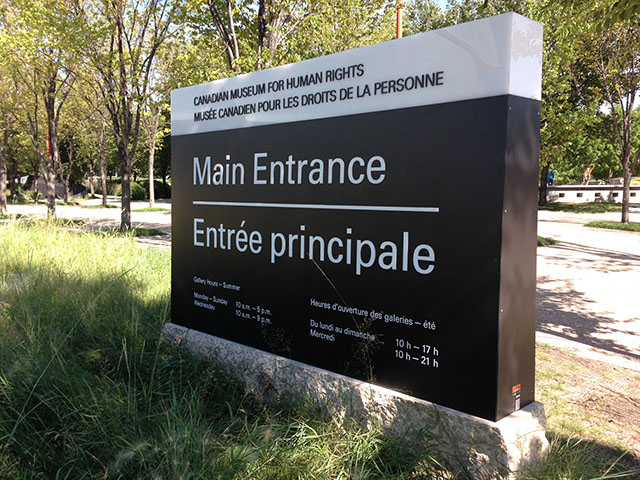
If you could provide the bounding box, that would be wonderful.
[537,209,640,371]
[6,200,640,370]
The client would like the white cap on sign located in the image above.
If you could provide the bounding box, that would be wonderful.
[171,13,542,136]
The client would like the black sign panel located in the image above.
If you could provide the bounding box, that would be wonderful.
[171,95,540,421]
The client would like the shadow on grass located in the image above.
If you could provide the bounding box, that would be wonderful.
[524,432,640,479]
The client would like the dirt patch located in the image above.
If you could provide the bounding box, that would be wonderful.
[536,342,640,468]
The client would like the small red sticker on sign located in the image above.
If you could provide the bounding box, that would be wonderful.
[512,384,522,411]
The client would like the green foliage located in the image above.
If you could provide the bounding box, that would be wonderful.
[522,434,639,479]
[407,0,535,33]
[130,181,145,201]
[7,190,35,204]
[185,0,396,78]
[540,202,621,213]
[443,0,535,24]
[138,178,171,199]
[585,220,640,231]
[405,0,447,34]
[93,180,121,197]
[537,236,558,246]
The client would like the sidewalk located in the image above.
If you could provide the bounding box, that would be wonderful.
[537,209,640,371]
[6,198,173,247]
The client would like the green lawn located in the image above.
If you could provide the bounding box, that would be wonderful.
[539,202,621,213]
[585,221,640,232]
[133,206,171,212]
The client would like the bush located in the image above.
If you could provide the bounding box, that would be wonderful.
[139,179,171,199]
[94,181,121,196]
[94,180,163,200]
[8,191,33,204]
[130,181,145,200]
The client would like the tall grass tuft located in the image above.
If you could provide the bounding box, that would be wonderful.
[0,222,445,479]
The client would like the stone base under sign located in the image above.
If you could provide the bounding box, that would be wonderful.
[164,323,549,479]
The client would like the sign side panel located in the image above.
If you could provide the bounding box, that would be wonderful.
[496,95,540,420]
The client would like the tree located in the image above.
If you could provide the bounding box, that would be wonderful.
[141,102,163,206]
[187,0,395,77]
[85,0,179,228]
[0,61,17,215]
[58,91,93,203]
[141,41,175,207]
[405,0,446,34]
[199,0,314,73]
[439,0,534,25]
[0,117,9,215]
[532,0,602,203]
[588,22,640,222]
[2,0,81,218]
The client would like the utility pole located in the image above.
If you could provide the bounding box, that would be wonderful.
[397,0,404,39]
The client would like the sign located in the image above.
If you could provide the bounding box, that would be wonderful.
[171,13,543,422]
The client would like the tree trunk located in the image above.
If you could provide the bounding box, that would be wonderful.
[120,146,132,229]
[45,118,58,219]
[88,161,96,197]
[148,148,155,207]
[0,128,7,215]
[63,140,74,203]
[11,159,18,197]
[621,158,631,223]
[8,151,15,198]
[32,157,40,200]
[208,0,242,73]
[100,119,108,206]
[538,162,550,206]
[45,106,60,218]
[148,113,159,207]
[45,166,56,219]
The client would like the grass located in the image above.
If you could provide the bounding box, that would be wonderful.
[539,202,621,213]
[8,196,80,206]
[133,227,166,237]
[524,435,634,480]
[8,217,86,227]
[133,206,170,212]
[92,227,167,237]
[537,236,558,247]
[0,222,444,479]
[535,344,640,477]
[84,203,119,209]
[0,214,26,221]
[584,221,640,232]
[0,222,638,479]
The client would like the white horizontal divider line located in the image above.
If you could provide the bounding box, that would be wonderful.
[192,200,439,213]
